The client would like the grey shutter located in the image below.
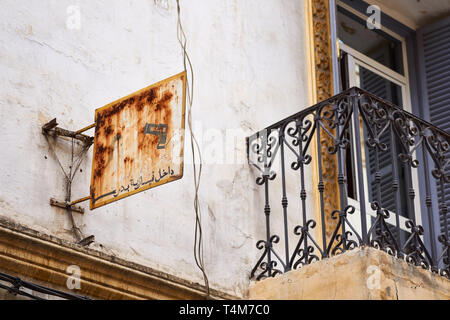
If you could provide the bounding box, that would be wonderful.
[417,16,450,237]
[359,66,407,220]
[360,67,394,210]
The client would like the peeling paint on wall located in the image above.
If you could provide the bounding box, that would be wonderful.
[0,0,310,298]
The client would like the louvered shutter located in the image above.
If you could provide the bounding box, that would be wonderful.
[417,16,450,237]
[359,66,408,221]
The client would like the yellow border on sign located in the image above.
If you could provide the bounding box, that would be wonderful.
[89,71,187,210]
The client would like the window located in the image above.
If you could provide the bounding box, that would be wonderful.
[336,1,422,242]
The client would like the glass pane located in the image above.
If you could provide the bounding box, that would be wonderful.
[337,6,404,75]
[356,65,403,106]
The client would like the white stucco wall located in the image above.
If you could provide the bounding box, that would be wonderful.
[0,0,310,297]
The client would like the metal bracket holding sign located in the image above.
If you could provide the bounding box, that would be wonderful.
[89,71,187,209]
[42,71,186,231]
[42,118,95,246]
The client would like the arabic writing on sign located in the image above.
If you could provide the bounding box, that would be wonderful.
[93,166,175,204]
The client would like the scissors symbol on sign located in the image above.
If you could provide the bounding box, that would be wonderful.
[144,123,168,149]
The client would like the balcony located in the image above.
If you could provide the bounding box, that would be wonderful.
[247,87,450,281]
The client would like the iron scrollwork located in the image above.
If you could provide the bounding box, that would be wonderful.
[250,235,284,281]
[247,87,450,281]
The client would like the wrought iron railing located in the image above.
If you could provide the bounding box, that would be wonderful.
[247,87,449,280]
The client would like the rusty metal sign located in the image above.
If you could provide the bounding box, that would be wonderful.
[89,72,186,209]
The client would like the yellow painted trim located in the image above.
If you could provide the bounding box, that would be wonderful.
[304,0,324,248]
[306,0,340,248]
[305,0,318,106]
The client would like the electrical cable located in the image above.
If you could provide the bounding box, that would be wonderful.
[67,138,85,242]
[176,0,210,298]
[0,271,90,300]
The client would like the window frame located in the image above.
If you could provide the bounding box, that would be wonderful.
[336,1,424,238]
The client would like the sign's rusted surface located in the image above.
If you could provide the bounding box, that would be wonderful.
[90,72,186,209]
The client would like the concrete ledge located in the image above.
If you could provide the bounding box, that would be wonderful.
[248,247,450,300]
[0,216,237,300]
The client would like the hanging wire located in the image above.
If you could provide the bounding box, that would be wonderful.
[176,0,210,298]
[67,137,84,242]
